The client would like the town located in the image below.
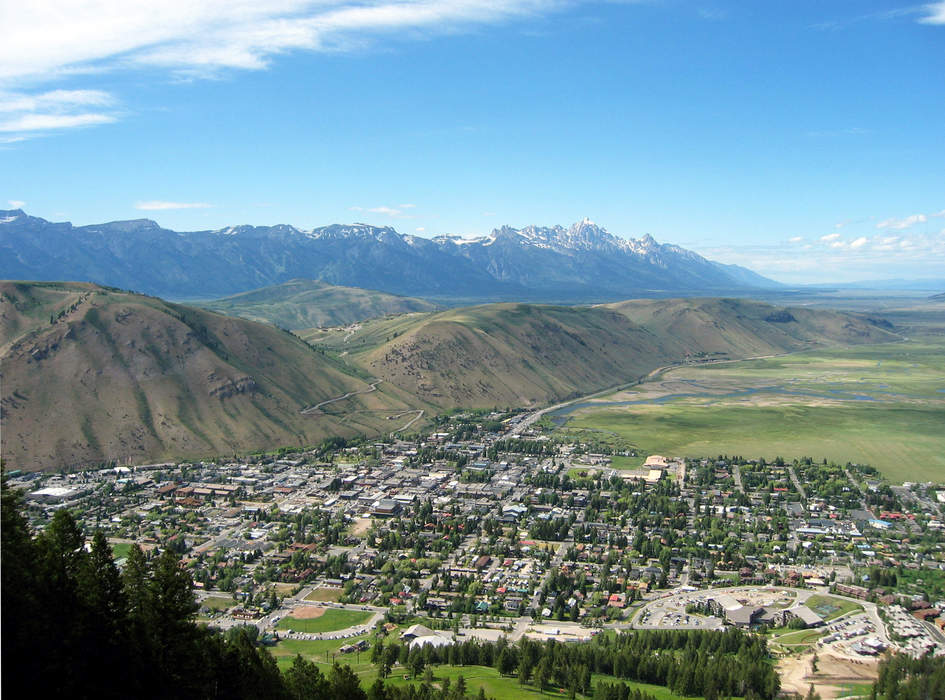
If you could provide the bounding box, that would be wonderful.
[8,406,945,694]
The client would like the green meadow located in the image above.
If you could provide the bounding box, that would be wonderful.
[276,608,372,634]
[558,341,945,483]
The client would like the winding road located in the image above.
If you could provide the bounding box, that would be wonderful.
[300,380,383,415]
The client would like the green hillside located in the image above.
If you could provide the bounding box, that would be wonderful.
[309,298,898,409]
[0,281,418,471]
[198,278,439,329]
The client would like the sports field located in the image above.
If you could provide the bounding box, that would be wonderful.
[276,607,372,634]
[557,341,945,483]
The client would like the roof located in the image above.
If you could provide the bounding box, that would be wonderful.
[401,624,435,639]
[788,605,824,626]
[408,634,454,650]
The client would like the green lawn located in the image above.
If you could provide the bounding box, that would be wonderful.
[835,681,873,699]
[111,542,133,560]
[305,587,345,603]
[276,608,373,634]
[199,596,235,611]
[805,595,862,622]
[769,627,826,647]
[609,455,647,470]
[559,341,945,483]
[383,664,701,700]
[271,635,373,671]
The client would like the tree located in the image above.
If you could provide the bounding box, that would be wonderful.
[536,656,552,693]
[329,662,367,700]
[285,654,329,700]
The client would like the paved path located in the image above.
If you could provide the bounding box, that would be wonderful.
[390,409,424,436]
[300,380,382,415]
[788,466,808,501]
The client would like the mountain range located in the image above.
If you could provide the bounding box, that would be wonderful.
[0,210,779,302]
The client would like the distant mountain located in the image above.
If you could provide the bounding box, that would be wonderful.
[805,278,945,291]
[198,279,439,329]
[0,210,780,302]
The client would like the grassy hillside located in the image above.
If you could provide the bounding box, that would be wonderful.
[0,281,419,471]
[307,298,898,409]
[2,285,901,471]
[197,278,439,329]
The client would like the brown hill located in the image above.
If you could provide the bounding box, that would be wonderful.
[0,282,416,471]
[343,298,899,408]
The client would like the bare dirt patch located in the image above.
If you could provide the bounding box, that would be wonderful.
[290,606,327,620]
[350,518,372,537]
[778,651,878,699]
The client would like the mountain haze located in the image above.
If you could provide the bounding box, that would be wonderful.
[0,210,779,302]
[198,279,439,329]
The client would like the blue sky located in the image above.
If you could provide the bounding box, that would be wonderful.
[1,0,943,284]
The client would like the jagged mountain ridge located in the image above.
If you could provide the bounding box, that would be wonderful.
[0,210,780,301]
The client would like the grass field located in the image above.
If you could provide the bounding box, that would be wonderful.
[199,596,235,612]
[557,340,945,483]
[110,542,133,560]
[276,608,372,634]
[269,637,707,699]
[384,664,700,700]
[271,635,372,671]
[805,595,862,622]
[305,587,345,603]
[836,681,873,699]
[769,627,827,648]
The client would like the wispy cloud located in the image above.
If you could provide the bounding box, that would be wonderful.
[8,199,25,208]
[849,236,868,249]
[820,232,841,241]
[351,203,416,218]
[813,5,930,31]
[788,236,803,243]
[135,201,213,210]
[0,112,116,132]
[920,1,945,24]
[1,1,562,83]
[877,213,927,230]
[0,89,119,139]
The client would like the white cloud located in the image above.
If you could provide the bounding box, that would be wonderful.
[368,205,403,216]
[877,213,927,230]
[849,236,868,249]
[0,1,560,82]
[0,89,118,139]
[415,226,425,232]
[0,89,113,112]
[355,204,417,217]
[8,199,25,208]
[920,1,945,24]
[0,112,116,132]
[829,240,846,249]
[788,236,803,243]
[820,232,842,241]
[135,201,213,210]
